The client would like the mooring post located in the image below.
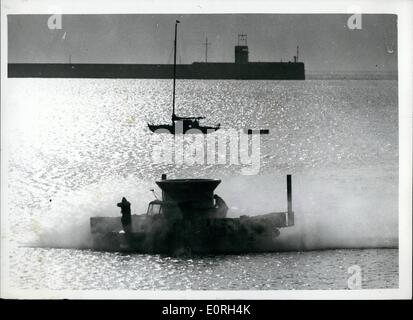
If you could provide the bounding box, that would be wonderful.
[287,174,294,226]
[287,174,292,213]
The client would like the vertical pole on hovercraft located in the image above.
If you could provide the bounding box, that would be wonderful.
[287,174,294,226]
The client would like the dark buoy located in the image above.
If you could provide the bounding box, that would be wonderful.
[244,129,269,134]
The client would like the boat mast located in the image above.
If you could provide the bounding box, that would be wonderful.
[172,20,179,120]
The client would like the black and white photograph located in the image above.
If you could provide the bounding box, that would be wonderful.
[0,0,411,300]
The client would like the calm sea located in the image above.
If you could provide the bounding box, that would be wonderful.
[3,79,398,290]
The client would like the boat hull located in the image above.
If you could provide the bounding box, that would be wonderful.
[90,212,292,255]
[91,231,282,254]
[148,124,220,134]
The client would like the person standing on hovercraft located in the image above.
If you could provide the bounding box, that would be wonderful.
[117,197,131,233]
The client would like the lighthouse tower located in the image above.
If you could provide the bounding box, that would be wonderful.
[235,34,249,64]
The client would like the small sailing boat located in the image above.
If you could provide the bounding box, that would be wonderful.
[147,21,220,134]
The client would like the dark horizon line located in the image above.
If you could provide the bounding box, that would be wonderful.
[7,62,397,74]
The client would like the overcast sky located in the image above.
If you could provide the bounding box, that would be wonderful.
[8,14,397,73]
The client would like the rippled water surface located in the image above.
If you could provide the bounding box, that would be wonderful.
[10,248,397,290]
[3,79,398,290]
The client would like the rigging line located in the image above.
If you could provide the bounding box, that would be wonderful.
[167,42,174,64]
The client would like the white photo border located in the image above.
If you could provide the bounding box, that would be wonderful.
[1,0,411,300]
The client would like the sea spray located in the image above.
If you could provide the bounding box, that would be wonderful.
[217,169,398,250]
[29,176,156,249]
